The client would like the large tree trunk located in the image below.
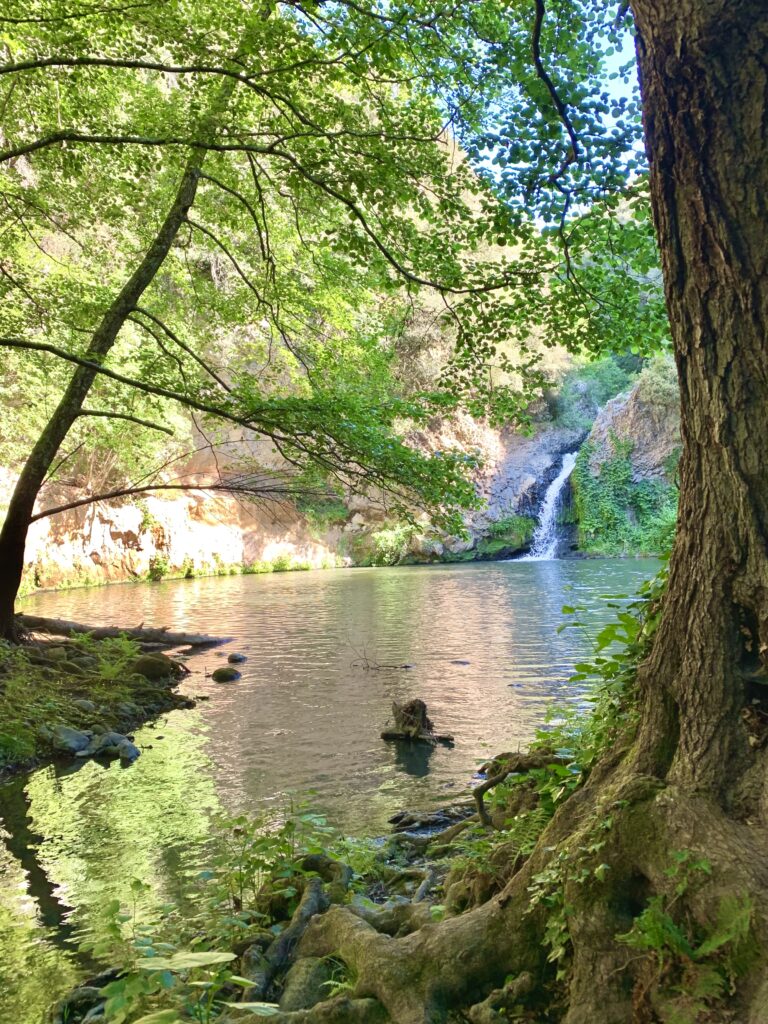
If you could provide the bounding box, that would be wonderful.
[629,0,768,796]
[245,7,768,1023]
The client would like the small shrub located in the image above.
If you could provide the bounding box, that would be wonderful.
[147,555,170,581]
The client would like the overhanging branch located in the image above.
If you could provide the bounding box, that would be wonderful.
[78,408,174,434]
[30,477,324,522]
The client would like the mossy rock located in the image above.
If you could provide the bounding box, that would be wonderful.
[212,666,241,683]
[129,653,179,680]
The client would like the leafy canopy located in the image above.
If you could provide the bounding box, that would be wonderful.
[0,0,666,528]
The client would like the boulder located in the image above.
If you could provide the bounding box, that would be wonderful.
[115,701,141,719]
[227,652,247,664]
[73,699,97,713]
[212,666,241,683]
[129,653,179,680]
[51,725,92,753]
[117,738,141,763]
[75,731,139,761]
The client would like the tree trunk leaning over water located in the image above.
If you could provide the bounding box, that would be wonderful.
[0,18,256,642]
[255,7,768,1022]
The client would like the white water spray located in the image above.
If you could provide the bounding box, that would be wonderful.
[518,451,578,561]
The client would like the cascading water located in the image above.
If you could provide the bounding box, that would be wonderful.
[518,451,578,561]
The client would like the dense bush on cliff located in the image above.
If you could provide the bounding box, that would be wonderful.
[572,355,679,554]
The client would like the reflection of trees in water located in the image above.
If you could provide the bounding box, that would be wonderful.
[0,721,221,1022]
[0,772,75,936]
[0,775,81,1023]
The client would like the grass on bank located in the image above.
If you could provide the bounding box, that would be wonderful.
[0,635,185,771]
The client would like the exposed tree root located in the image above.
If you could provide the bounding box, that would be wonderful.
[472,751,567,826]
[233,769,768,1024]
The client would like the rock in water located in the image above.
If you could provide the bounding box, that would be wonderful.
[117,738,141,763]
[227,652,247,663]
[212,666,241,682]
[51,725,93,753]
[75,731,140,761]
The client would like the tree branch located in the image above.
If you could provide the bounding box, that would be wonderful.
[531,0,580,168]
[78,408,174,434]
[30,478,317,522]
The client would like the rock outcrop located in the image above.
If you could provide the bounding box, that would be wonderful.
[584,355,680,484]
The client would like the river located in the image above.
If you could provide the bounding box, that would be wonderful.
[0,557,658,1022]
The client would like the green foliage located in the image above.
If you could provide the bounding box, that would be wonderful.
[477,514,535,557]
[543,560,669,771]
[548,356,640,432]
[0,634,157,769]
[321,958,358,999]
[635,353,679,406]
[350,523,418,567]
[147,556,170,582]
[73,806,373,1023]
[617,852,754,1024]
[572,436,678,555]
[519,564,670,973]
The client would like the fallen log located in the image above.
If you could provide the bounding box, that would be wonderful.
[18,614,227,648]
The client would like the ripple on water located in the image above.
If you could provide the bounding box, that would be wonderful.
[1,558,659,1023]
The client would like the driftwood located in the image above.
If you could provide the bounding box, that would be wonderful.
[381,699,454,745]
[18,614,226,648]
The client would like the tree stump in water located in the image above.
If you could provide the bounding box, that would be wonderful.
[381,699,454,745]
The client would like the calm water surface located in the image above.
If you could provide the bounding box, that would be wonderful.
[1,558,658,1021]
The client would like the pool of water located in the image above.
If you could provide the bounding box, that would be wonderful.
[1,558,658,1021]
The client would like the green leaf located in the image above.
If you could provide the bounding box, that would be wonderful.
[133,1012,183,1024]
[223,1002,280,1015]
[137,951,236,972]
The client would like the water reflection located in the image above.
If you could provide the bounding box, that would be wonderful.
[2,558,659,1022]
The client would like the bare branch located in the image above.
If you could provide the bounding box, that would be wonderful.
[78,408,174,434]
[30,477,321,522]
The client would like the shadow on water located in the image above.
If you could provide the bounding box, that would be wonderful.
[393,740,435,778]
[0,773,79,943]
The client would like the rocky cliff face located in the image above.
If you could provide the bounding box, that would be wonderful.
[10,412,585,592]
[585,356,680,483]
[14,481,342,593]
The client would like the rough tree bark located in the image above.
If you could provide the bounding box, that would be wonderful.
[253,6,768,1023]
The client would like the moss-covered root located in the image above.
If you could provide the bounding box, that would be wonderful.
[286,781,768,1024]
[297,884,546,1024]
[253,996,389,1024]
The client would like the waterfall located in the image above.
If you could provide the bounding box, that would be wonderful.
[518,451,578,561]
